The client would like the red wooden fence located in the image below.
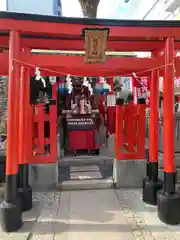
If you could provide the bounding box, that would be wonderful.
[28,84,57,164]
[115,100,146,160]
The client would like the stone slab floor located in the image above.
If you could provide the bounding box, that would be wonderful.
[0,189,180,240]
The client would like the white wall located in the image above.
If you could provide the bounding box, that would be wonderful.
[0,0,6,11]
[7,0,60,16]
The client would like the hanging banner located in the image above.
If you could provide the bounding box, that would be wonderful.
[175,77,180,87]
[160,77,180,95]
[174,77,180,96]
[131,76,150,106]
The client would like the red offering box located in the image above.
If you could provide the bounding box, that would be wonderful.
[69,130,94,152]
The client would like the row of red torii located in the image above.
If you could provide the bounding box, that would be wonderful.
[0,12,180,232]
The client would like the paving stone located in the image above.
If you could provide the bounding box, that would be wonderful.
[0,189,180,239]
[116,189,180,240]
[66,189,135,240]
[30,199,60,240]
[54,192,70,240]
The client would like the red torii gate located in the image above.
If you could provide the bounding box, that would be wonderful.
[0,11,180,232]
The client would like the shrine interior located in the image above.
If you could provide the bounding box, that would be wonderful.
[30,74,116,159]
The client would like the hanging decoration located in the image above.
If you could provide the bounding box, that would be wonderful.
[65,74,73,94]
[95,76,111,93]
[83,77,93,95]
[35,67,46,88]
[49,76,56,85]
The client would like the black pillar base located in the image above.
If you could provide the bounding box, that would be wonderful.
[0,197,22,232]
[0,153,5,183]
[18,185,33,212]
[142,178,163,205]
[143,176,149,189]
[157,190,180,225]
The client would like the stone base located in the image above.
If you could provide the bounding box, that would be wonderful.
[29,164,57,188]
[113,159,146,188]
[143,178,163,205]
[18,185,33,212]
[0,198,22,232]
[157,190,180,225]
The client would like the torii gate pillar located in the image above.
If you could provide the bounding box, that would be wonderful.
[142,70,163,205]
[157,37,180,225]
[0,31,22,232]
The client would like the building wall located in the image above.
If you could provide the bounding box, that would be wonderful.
[119,0,180,20]
[6,0,62,16]
[143,0,180,20]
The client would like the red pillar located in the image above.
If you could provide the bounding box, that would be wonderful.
[115,99,124,160]
[149,70,159,181]
[17,59,32,212]
[107,77,116,135]
[157,37,180,225]
[0,30,22,232]
[18,66,26,167]
[23,61,31,166]
[6,31,20,177]
[20,48,31,167]
[163,37,176,193]
[142,70,163,206]
[137,98,146,158]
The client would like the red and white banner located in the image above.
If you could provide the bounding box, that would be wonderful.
[175,77,180,87]
[131,76,150,106]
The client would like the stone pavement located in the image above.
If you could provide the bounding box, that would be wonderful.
[0,189,180,239]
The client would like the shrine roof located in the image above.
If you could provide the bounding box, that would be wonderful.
[0,11,180,27]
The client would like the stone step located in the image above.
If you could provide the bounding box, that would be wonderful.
[58,155,113,166]
[70,165,101,180]
[58,164,113,182]
[71,165,99,172]
[57,178,114,191]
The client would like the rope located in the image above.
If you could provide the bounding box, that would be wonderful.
[12,58,174,79]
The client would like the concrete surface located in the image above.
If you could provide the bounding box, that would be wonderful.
[1,189,180,239]
[29,163,57,188]
[58,164,113,190]
[58,178,113,191]
[113,159,146,188]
